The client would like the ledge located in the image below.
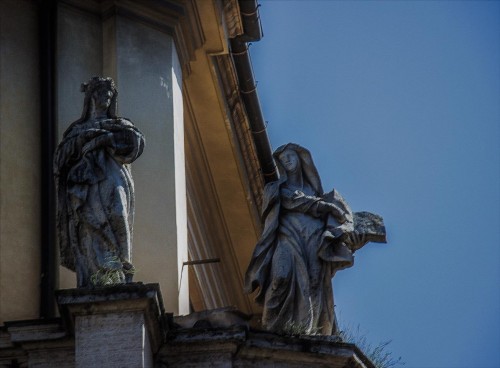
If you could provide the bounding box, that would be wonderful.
[160,324,375,368]
[4,318,66,343]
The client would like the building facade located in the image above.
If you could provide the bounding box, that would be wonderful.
[0,1,374,366]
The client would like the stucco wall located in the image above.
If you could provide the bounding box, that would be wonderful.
[0,0,41,323]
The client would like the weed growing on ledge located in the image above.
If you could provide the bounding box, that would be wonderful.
[338,322,404,368]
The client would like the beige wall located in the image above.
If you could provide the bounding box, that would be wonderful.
[0,0,41,323]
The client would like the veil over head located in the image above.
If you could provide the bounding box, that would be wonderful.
[273,143,324,195]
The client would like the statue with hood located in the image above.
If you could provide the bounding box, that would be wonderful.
[54,76,145,288]
[245,143,386,335]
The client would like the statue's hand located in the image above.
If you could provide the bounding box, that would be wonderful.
[334,211,348,224]
[321,201,347,224]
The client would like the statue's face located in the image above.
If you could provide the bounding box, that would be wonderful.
[92,85,114,112]
[279,149,300,173]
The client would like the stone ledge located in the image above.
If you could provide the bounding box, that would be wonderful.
[241,331,373,368]
[160,325,375,368]
[1,296,375,368]
[0,320,73,368]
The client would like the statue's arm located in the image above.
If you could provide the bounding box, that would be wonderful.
[281,189,347,223]
[73,121,144,163]
[104,120,145,164]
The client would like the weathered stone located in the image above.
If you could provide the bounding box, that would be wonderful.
[159,326,375,368]
[174,307,251,329]
[54,77,145,288]
[245,143,386,335]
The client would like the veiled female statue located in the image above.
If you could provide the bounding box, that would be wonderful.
[245,143,386,335]
[54,77,145,288]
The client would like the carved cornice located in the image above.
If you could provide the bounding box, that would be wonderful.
[213,54,265,214]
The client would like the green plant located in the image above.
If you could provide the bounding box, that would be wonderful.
[338,322,404,368]
[89,256,136,287]
[90,267,124,287]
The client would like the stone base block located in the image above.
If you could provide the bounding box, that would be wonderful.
[56,283,165,368]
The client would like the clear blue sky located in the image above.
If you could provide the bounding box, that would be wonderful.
[251,1,500,367]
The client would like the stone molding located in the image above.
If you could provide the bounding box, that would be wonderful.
[213,53,266,213]
[161,326,375,368]
[1,319,73,368]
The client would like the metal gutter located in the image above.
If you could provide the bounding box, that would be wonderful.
[237,0,263,42]
[231,0,277,183]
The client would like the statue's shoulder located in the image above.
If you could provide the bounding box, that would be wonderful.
[260,180,283,217]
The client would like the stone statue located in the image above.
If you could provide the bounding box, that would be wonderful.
[245,143,386,335]
[54,77,145,288]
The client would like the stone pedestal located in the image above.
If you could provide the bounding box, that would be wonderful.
[56,283,166,368]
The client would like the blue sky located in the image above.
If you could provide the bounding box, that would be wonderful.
[251,1,500,367]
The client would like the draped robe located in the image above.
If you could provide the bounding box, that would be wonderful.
[245,178,354,334]
[54,117,144,287]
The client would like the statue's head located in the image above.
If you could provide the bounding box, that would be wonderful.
[273,143,323,195]
[277,148,301,173]
[80,76,118,120]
